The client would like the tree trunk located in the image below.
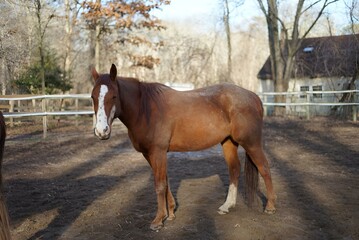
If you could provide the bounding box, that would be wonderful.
[1,59,6,95]
[35,0,46,95]
[63,0,72,81]
[95,25,100,72]
[264,0,286,115]
[331,68,358,117]
[223,0,232,82]
[95,0,101,72]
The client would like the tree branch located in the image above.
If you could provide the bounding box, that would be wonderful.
[301,0,339,40]
[257,0,269,18]
[301,0,322,15]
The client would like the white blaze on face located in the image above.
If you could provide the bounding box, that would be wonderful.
[95,85,116,139]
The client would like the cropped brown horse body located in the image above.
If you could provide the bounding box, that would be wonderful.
[91,64,276,230]
[0,112,11,239]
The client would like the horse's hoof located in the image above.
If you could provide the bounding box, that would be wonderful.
[150,222,164,231]
[217,209,229,215]
[167,213,176,221]
[264,208,276,214]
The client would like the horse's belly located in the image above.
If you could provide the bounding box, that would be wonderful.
[168,119,229,151]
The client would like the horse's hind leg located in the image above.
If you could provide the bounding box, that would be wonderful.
[166,177,176,221]
[245,145,276,214]
[218,138,240,214]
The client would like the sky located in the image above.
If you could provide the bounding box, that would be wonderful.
[155,0,259,20]
[154,0,260,29]
[154,0,351,33]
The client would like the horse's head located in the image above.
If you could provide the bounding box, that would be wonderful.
[91,64,119,140]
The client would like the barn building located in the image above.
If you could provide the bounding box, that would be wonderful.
[257,34,359,116]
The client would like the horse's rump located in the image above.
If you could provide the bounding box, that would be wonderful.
[165,83,264,151]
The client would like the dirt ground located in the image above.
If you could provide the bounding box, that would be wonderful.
[2,117,359,240]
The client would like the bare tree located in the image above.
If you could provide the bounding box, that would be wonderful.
[63,0,82,84]
[223,0,232,82]
[30,0,56,94]
[0,1,30,94]
[257,0,338,114]
[331,0,359,117]
[346,0,359,35]
[220,0,244,82]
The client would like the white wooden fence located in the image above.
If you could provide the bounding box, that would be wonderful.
[0,90,358,138]
[257,89,359,121]
[0,94,94,138]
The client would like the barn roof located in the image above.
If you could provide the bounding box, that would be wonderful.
[257,34,359,80]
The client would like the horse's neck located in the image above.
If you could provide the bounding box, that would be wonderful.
[117,78,141,129]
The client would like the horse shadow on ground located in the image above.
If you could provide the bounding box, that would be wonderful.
[5,135,145,240]
[61,119,356,239]
[6,134,270,240]
[6,128,248,239]
[109,147,259,240]
[263,119,358,239]
[8,118,356,239]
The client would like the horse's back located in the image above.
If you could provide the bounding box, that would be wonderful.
[164,83,263,151]
[172,83,263,121]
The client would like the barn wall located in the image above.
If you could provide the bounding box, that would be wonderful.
[258,76,358,116]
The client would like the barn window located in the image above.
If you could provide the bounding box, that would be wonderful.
[300,86,309,98]
[303,46,314,53]
[313,85,323,98]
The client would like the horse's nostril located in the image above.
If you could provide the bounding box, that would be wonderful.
[104,126,109,133]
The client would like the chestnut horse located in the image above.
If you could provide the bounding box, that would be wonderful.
[0,112,11,239]
[91,64,276,230]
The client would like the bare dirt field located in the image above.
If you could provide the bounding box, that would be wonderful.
[3,117,359,240]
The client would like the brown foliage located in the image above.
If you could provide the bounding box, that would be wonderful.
[81,0,168,30]
[129,55,160,69]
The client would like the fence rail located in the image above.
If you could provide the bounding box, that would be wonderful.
[257,89,359,121]
[258,89,358,95]
[0,94,94,138]
[0,94,91,101]
[3,111,94,118]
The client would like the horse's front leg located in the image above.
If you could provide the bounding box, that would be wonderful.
[144,150,169,231]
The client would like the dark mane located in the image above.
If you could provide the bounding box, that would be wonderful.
[138,81,168,124]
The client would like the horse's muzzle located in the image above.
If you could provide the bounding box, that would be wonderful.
[94,128,111,140]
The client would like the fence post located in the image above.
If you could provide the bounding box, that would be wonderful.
[285,93,288,115]
[306,91,310,120]
[263,95,267,117]
[75,98,79,126]
[42,97,47,138]
[353,93,358,122]
[32,99,36,112]
[9,100,14,127]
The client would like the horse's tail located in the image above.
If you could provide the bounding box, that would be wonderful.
[244,153,259,207]
[0,112,11,240]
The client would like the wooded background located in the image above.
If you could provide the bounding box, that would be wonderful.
[0,0,358,95]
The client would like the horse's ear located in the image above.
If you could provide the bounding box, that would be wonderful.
[91,67,99,82]
[110,64,117,81]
